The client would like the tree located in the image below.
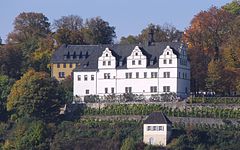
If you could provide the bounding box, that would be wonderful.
[138,23,182,43]
[83,17,116,44]
[206,60,224,95]
[0,75,14,121]
[59,76,73,104]
[120,35,139,44]
[120,137,136,150]
[0,44,22,79]
[7,69,65,122]
[31,35,55,73]
[53,15,83,31]
[3,117,49,150]
[53,15,85,45]
[223,0,240,15]
[183,6,234,93]
[7,12,50,43]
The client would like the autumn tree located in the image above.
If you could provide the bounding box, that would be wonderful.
[53,15,85,45]
[7,70,65,122]
[183,6,234,93]
[206,60,224,95]
[7,12,50,44]
[83,17,116,44]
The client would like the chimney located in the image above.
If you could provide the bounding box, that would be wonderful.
[148,27,154,46]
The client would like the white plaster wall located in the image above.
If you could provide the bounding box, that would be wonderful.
[73,71,97,97]
[116,68,159,95]
[143,124,168,146]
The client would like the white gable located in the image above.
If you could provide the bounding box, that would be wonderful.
[98,47,116,69]
[127,46,147,68]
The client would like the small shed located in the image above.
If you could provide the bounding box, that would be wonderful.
[143,112,172,146]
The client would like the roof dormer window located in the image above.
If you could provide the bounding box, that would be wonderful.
[119,61,123,66]
[106,54,108,57]
[150,60,154,65]
[135,52,138,56]
[167,52,169,55]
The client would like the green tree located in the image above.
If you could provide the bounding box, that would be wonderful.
[223,0,240,15]
[3,117,49,150]
[0,44,22,79]
[0,75,14,121]
[120,35,139,44]
[83,17,116,44]
[7,69,65,122]
[120,137,136,150]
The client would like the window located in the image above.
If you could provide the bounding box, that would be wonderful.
[147,126,151,131]
[106,54,108,57]
[179,72,181,78]
[125,87,132,93]
[169,59,172,64]
[103,61,106,66]
[135,52,138,56]
[163,59,167,64]
[136,72,139,78]
[153,126,157,131]
[91,75,94,80]
[150,86,157,93]
[58,72,65,78]
[57,63,60,68]
[84,75,88,81]
[132,60,135,65]
[69,63,72,68]
[163,72,170,78]
[119,61,123,66]
[111,87,114,94]
[182,72,185,79]
[86,89,89,94]
[105,88,108,94]
[167,52,169,55]
[185,73,187,79]
[125,73,132,79]
[108,61,111,65]
[158,126,164,131]
[144,72,147,78]
[77,75,81,81]
[163,86,170,92]
[104,73,110,79]
[138,60,141,65]
[63,63,66,68]
[151,72,157,78]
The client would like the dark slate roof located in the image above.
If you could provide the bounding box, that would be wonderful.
[143,112,172,124]
[50,42,184,71]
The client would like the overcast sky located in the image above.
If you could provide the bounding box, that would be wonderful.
[0,0,232,43]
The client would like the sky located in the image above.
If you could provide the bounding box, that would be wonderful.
[0,0,232,43]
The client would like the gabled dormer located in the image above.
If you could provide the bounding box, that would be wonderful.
[159,46,178,67]
[98,47,116,69]
[127,46,147,68]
